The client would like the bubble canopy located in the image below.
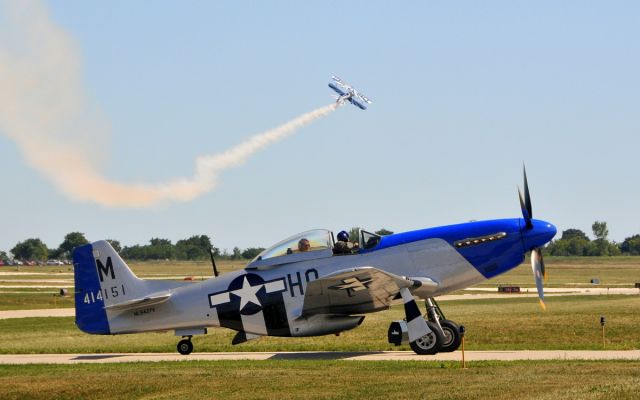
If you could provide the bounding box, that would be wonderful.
[252,229,334,262]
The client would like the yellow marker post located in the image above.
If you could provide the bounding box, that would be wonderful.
[459,325,466,369]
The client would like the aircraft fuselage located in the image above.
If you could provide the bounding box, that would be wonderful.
[76,217,555,339]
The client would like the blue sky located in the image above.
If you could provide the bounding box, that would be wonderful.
[1,1,639,253]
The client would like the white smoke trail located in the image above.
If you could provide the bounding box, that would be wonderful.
[0,1,337,208]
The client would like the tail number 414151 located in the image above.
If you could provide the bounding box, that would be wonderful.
[83,285,126,304]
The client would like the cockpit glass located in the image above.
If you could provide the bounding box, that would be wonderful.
[252,229,333,262]
[361,230,381,250]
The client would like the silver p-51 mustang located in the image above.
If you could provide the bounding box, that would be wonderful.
[73,169,555,355]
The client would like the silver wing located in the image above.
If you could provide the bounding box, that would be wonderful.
[331,75,352,91]
[332,75,371,104]
[300,266,437,316]
[353,90,372,104]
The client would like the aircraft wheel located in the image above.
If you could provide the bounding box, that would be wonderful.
[410,321,444,355]
[438,320,462,352]
[177,339,193,355]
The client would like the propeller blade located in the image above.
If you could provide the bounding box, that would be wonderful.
[531,248,546,310]
[523,166,532,220]
[518,166,533,229]
[539,250,547,282]
[518,187,532,229]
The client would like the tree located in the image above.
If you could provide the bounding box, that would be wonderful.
[149,238,171,247]
[592,221,609,241]
[48,248,62,259]
[375,228,394,236]
[232,246,242,260]
[146,238,175,260]
[547,235,590,256]
[57,232,89,259]
[547,228,591,256]
[0,251,7,261]
[11,238,48,260]
[589,239,621,256]
[585,221,620,256]
[121,245,146,260]
[348,227,361,245]
[561,229,589,241]
[175,235,214,260]
[106,239,122,252]
[241,247,265,259]
[621,235,640,255]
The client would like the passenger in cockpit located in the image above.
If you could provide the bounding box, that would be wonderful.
[333,230,357,255]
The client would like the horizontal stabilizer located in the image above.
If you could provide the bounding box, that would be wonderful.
[104,292,172,312]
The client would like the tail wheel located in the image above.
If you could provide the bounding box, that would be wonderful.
[410,321,444,355]
[177,339,193,355]
[438,320,462,352]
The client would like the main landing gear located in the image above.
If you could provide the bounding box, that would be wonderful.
[177,336,194,355]
[388,298,463,355]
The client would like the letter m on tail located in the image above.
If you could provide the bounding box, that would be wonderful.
[96,257,115,282]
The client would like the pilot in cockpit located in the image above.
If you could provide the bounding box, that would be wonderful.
[333,230,358,255]
[297,238,311,252]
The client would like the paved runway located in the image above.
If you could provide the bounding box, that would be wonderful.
[0,308,74,319]
[1,350,639,364]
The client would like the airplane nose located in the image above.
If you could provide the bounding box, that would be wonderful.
[522,219,557,251]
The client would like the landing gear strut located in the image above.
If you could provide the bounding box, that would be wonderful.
[423,298,462,353]
[388,297,464,355]
[177,336,193,355]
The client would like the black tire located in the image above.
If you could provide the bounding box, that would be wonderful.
[438,320,462,352]
[177,339,193,355]
[410,321,444,355]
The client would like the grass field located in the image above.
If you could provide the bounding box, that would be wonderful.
[2,256,639,310]
[1,295,638,354]
[1,360,639,399]
[0,292,74,310]
[1,257,638,354]
[484,256,640,288]
[1,259,639,400]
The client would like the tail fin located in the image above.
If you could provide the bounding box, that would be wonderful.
[73,240,144,334]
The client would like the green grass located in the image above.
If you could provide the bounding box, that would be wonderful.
[0,360,639,400]
[1,296,638,354]
[4,257,640,286]
[0,260,245,310]
[484,256,640,288]
[0,259,245,277]
[0,293,73,310]
[2,257,640,310]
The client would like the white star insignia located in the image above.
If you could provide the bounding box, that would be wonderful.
[231,276,262,311]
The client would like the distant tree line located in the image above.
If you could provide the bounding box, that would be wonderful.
[545,221,640,256]
[118,235,265,261]
[1,232,265,262]
[8,232,89,262]
[4,223,637,262]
